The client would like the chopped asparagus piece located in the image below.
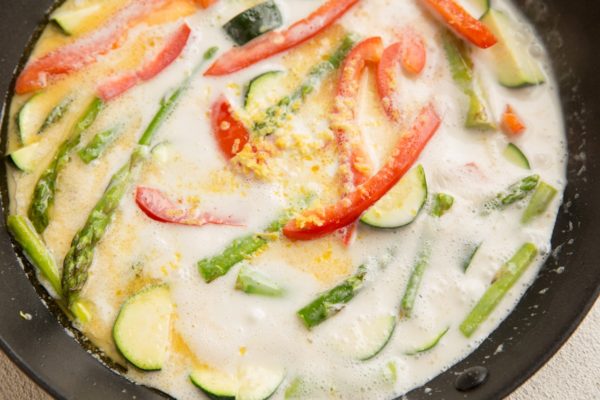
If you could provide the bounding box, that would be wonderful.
[482,174,539,213]
[431,193,454,217]
[78,125,122,163]
[521,181,558,224]
[399,244,431,318]
[235,265,285,296]
[460,243,537,337]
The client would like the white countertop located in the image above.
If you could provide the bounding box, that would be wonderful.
[0,299,598,400]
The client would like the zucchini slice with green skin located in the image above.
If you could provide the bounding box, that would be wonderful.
[481,9,545,88]
[8,142,41,173]
[17,94,72,145]
[190,366,285,400]
[462,242,482,272]
[50,3,102,36]
[361,165,427,228]
[244,71,285,114]
[223,0,283,46]
[503,143,531,169]
[113,285,173,371]
[404,327,449,355]
[336,315,397,361]
[235,265,285,297]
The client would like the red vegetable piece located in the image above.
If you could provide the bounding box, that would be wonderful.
[97,23,191,101]
[195,0,218,8]
[204,0,361,76]
[399,27,426,75]
[501,105,526,136]
[283,104,441,240]
[15,0,168,94]
[421,0,497,49]
[211,95,250,159]
[135,186,242,227]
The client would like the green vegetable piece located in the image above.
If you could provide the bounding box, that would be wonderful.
[253,35,356,136]
[405,327,450,355]
[483,174,540,212]
[223,0,283,46]
[431,193,454,217]
[235,265,284,297]
[8,142,41,173]
[7,215,62,296]
[521,181,558,224]
[441,30,495,130]
[62,48,217,306]
[40,96,73,133]
[297,265,367,329]
[78,125,122,163]
[462,242,482,272]
[460,243,538,337]
[28,96,104,233]
[17,93,73,145]
[284,377,304,399]
[503,143,531,169]
[70,299,92,323]
[384,362,398,384]
[399,244,431,318]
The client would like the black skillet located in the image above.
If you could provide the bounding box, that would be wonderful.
[0,1,599,399]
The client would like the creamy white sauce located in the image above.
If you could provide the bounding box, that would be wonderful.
[8,0,566,399]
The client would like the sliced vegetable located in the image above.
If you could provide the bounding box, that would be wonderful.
[205,0,360,76]
[244,71,285,113]
[28,97,104,233]
[16,0,169,94]
[70,299,93,323]
[253,35,355,136]
[405,327,449,355]
[62,48,218,306]
[297,266,367,329]
[501,105,526,136]
[430,192,454,217]
[521,181,558,224]
[284,377,303,399]
[50,3,102,35]
[135,186,241,227]
[113,285,173,371]
[336,315,397,360]
[283,105,441,241]
[399,28,427,75]
[97,23,192,102]
[360,165,427,228]
[441,30,495,130]
[8,143,41,173]
[460,243,537,337]
[211,95,250,159]
[17,94,72,145]
[503,143,530,169]
[482,174,539,212]
[399,244,431,318]
[190,366,285,400]
[462,242,481,272]
[458,0,490,19]
[223,0,283,46]
[7,215,62,296]
[78,126,122,163]
[195,0,218,9]
[481,9,545,87]
[236,266,284,297]
[421,0,497,48]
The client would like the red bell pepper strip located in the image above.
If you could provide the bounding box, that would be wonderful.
[211,95,250,159]
[204,0,360,76]
[195,0,218,8]
[421,0,497,49]
[283,104,441,240]
[97,23,191,101]
[136,186,242,227]
[398,28,427,75]
[15,0,168,94]
[501,105,526,136]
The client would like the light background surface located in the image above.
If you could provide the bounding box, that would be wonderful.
[0,300,598,400]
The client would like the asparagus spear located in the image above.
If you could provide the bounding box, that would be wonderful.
[460,243,538,337]
[441,30,495,130]
[62,47,218,307]
[40,96,74,133]
[252,35,356,136]
[521,181,557,224]
[482,174,539,212]
[7,215,62,296]
[399,244,431,318]
[28,97,104,233]
[297,265,367,329]
[235,265,285,297]
[430,193,454,217]
[78,125,122,163]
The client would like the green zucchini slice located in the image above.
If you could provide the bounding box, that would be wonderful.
[244,71,286,114]
[113,285,173,371]
[235,266,285,297]
[503,143,531,169]
[223,0,283,46]
[50,3,102,36]
[336,315,397,361]
[8,143,41,173]
[17,93,72,145]
[361,165,427,228]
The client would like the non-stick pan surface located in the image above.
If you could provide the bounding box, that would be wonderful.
[0,1,598,399]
